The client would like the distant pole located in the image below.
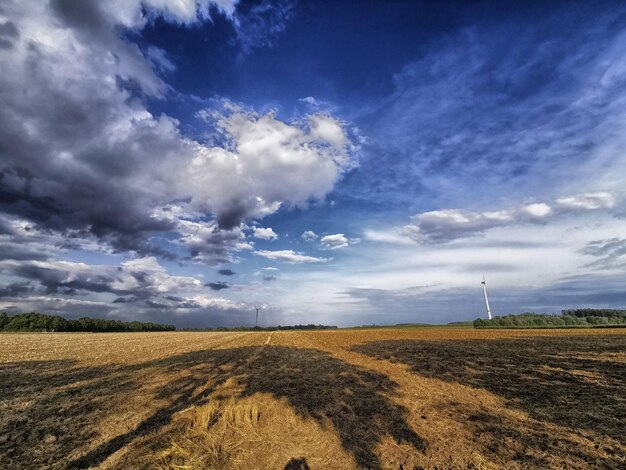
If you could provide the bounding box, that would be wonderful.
[481,275,492,320]
[253,304,262,327]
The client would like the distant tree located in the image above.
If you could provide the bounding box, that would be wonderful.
[0,312,9,329]
[562,308,626,318]
[0,312,175,332]
[473,311,626,329]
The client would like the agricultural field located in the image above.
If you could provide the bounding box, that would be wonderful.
[1,328,625,469]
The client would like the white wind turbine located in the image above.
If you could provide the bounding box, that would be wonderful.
[253,304,262,327]
[481,275,492,320]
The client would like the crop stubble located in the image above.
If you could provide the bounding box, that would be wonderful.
[1,328,624,469]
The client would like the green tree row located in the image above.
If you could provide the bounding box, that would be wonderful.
[0,312,175,332]
[561,308,626,318]
[473,312,626,329]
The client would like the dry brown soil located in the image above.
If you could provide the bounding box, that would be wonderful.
[1,328,624,469]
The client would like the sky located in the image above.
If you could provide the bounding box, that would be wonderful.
[1,0,626,327]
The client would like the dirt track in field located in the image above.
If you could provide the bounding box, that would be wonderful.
[1,328,625,469]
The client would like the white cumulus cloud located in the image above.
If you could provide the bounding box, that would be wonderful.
[320,233,351,249]
[301,230,318,241]
[0,1,357,265]
[252,226,278,240]
[188,105,355,229]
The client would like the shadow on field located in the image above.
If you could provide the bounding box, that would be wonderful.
[352,335,626,444]
[284,456,310,469]
[1,346,425,469]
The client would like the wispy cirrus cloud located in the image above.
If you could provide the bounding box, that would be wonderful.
[232,0,295,55]
[254,249,329,264]
[347,7,626,209]
[367,192,616,244]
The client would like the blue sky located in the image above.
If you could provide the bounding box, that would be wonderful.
[1,0,626,326]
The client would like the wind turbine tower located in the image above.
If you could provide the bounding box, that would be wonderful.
[253,304,262,327]
[481,275,492,320]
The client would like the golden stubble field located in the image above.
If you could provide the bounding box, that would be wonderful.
[1,328,625,469]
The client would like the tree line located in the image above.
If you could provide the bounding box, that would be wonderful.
[474,310,626,329]
[561,308,626,318]
[0,312,175,332]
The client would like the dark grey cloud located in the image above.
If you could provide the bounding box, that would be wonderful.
[0,212,112,264]
[581,238,626,257]
[0,242,51,261]
[262,275,277,281]
[215,204,250,231]
[0,258,198,300]
[144,299,168,309]
[218,269,236,276]
[0,20,18,49]
[0,256,260,327]
[8,262,114,295]
[115,295,200,310]
[0,21,19,38]
[0,296,116,318]
[177,220,251,265]
[0,5,179,256]
[0,281,33,298]
[50,0,110,33]
[205,281,229,291]
[581,238,626,270]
